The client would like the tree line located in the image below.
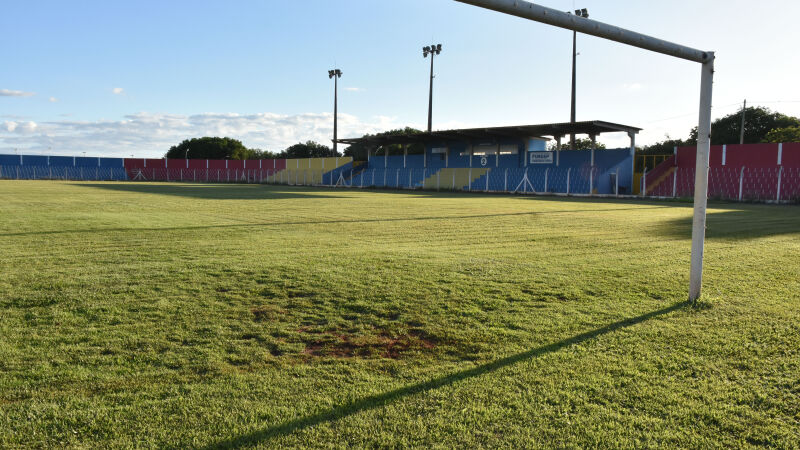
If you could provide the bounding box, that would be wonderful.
[164,137,338,160]
[164,128,428,161]
[165,107,800,160]
[639,106,800,154]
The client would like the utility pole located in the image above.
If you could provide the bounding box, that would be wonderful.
[739,99,747,145]
[328,69,343,154]
[423,44,443,133]
[570,9,589,150]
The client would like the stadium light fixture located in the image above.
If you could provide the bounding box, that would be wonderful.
[328,69,343,155]
[453,0,714,302]
[422,43,443,132]
[569,7,589,150]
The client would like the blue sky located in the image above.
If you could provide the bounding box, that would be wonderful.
[2,0,800,157]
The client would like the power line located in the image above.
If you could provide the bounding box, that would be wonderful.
[643,100,800,125]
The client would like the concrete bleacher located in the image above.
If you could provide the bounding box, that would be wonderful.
[422,168,489,190]
[644,143,800,201]
[364,147,633,195]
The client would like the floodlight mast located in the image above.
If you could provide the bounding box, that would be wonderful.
[423,44,443,133]
[329,69,342,154]
[453,0,714,302]
[569,8,589,150]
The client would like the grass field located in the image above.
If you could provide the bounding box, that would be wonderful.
[1,181,799,448]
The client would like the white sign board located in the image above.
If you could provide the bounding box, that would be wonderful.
[529,152,554,164]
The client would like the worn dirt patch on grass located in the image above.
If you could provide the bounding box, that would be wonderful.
[300,329,438,359]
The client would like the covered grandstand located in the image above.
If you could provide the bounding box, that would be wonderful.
[337,120,641,195]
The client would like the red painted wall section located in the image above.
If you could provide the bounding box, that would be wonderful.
[166,159,187,169]
[708,145,724,167]
[676,146,697,168]
[676,143,798,168]
[207,160,227,170]
[782,143,800,166]
[124,158,145,169]
[119,158,321,181]
[227,160,245,170]
[187,159,207,170]
[724,144,779,168]
[145,159,167,168]
[124,158,291,170]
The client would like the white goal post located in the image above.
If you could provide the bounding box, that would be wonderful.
[454,0,714,302]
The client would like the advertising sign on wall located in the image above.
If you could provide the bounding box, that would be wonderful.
[530,152,554,164]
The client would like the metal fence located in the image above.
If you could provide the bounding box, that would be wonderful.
[5,164,795,203]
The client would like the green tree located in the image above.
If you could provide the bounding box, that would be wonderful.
[688,106,800,145]
[639,136,686,155]
[166,137,258,160]
[763,126,800,143]
[343,128,425,161]
[281,141,338,158]
[547,138,606,151]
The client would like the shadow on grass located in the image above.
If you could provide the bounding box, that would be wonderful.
[203,301,689,449]
[652,207,800,241]
[73,183,351,200]
[3,206,674,238]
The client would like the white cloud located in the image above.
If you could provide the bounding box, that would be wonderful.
[49,97,59,103]
[0,111,403,157]
[2,121,38,134]
[0,89,36,97]
[622,83,643,92]
[344,87,363,92]
[112,88,125,95]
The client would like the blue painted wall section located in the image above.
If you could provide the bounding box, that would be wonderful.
[0,154,129,180]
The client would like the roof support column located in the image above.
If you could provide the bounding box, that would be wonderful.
[590,134,596,166]
[403,144,407,168]
[469,143,473,168]
[524,142,528,167]
[629,131,636,187]
[496,142,500,167]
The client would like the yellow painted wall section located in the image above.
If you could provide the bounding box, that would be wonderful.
[423,168,489,190]
[264,157,353,184]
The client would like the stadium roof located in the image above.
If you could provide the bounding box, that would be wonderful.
[336,120,641,145]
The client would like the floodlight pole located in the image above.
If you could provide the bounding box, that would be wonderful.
[428,53,435,133]
[423,44,442,133]
[569,8,589,150]
[329,69,343,155]
[453,0,714,302]
[334,74,338,154]
[570,29,577,150]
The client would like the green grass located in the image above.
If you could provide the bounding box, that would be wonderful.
[1,181,798,448]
